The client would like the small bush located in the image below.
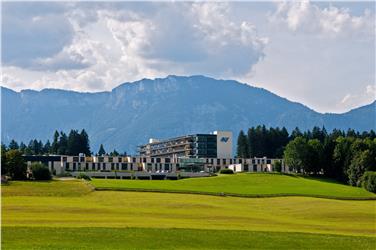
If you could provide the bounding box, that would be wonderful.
[220,169,234,174]
[31,163,51,180]
[362,171,376,193]
[76,173,91,181]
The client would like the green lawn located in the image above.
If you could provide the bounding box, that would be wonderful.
[1,179,93,197]
[2,179,376,249]
[91,173,376,199]
[3,227,375,250]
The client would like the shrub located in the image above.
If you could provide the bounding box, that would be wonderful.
[76,173,91,181]
[362,171,376,193]
[31,163,51,180]
[220,169,234,174]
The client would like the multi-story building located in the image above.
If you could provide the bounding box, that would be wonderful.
[24,130,286,179]
[25,155,285,178]
[138,131,232,158]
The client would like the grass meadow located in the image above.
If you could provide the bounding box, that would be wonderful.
[91,173,376,199]
[2,174,376,249]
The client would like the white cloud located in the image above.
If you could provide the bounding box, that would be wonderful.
[340,84,376,110]
[1,2,374,113]
[2,2,267,92]
[245,1,375,113]
[270,1,374,37]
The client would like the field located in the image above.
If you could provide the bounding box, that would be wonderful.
[91,173,376,199]
[2,174,376,249]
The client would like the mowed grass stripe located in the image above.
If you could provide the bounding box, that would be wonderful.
[3,190,375,236]
[3,227,376,250]
[1,179,93,197]
[91,173,376,199]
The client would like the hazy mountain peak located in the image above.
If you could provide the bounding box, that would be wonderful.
[1,76,375,153]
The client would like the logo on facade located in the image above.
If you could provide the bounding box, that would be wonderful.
[220,137,229,143]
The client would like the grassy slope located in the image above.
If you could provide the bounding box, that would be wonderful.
[91,173,376,198]
[3,227,376,250]
[2,179,376,249]
[3,189,375,236]
[1,179,93,197]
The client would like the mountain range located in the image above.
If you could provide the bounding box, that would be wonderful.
[1,75,375,154]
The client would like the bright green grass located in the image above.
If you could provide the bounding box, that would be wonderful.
[1,179,93,197]
[2,180,375,249]
[91,173,375,198]
[3,227,376,250]
[3,185,375,236]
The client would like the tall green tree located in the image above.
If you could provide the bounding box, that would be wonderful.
[79,129,91,155]
[51,130,60,154]
[58,132,68,155]
[5,150,27,180]
[67,130,81,155]
[306,139,323,174]
[237,130,249,158]
[1,144,8,175]
[333,136,355,182]
[98,144,106,156]
[8,140,19,150]
[43,140,51,154]
[19,142,27,154]
[283,137,309,173]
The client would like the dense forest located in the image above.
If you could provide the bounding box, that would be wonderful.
[1,130,124,156]
[237,126,376,188]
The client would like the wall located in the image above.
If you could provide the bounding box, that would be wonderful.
[214,131,233,158]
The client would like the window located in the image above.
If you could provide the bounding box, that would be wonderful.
[143,158,146,163]
[65,162,69,170]
[73,163,76,171]
[73,157,79,162]
[156,158,161,163]
[109,157,113,163]
[85,163,89,170]
[222,159,226,165]
[253,165,257,172]
[111,163,114,170]
[217,159,220,165]
[121,163,127,170]
[239,159,242,164]
[98,157,104,163]
[132,157,136,163]
[118,157,122,163]
[267,159,271,164]
[165,158,170,163]
[80,157,85,162]
[151,158,155,163]
[164,164,170,171]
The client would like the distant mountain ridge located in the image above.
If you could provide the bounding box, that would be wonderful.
[1,75,375,154]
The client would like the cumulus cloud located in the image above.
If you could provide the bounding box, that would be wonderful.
[2,2,267,92]
[270,0,374,38]
[1,1,374,113]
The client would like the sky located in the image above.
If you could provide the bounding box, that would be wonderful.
[1,1,375,113]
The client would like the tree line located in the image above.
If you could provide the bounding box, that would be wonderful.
[237,126,376,189]
[2,129,124,156]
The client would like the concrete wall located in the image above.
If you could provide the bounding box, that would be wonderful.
[214,131,233,158]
